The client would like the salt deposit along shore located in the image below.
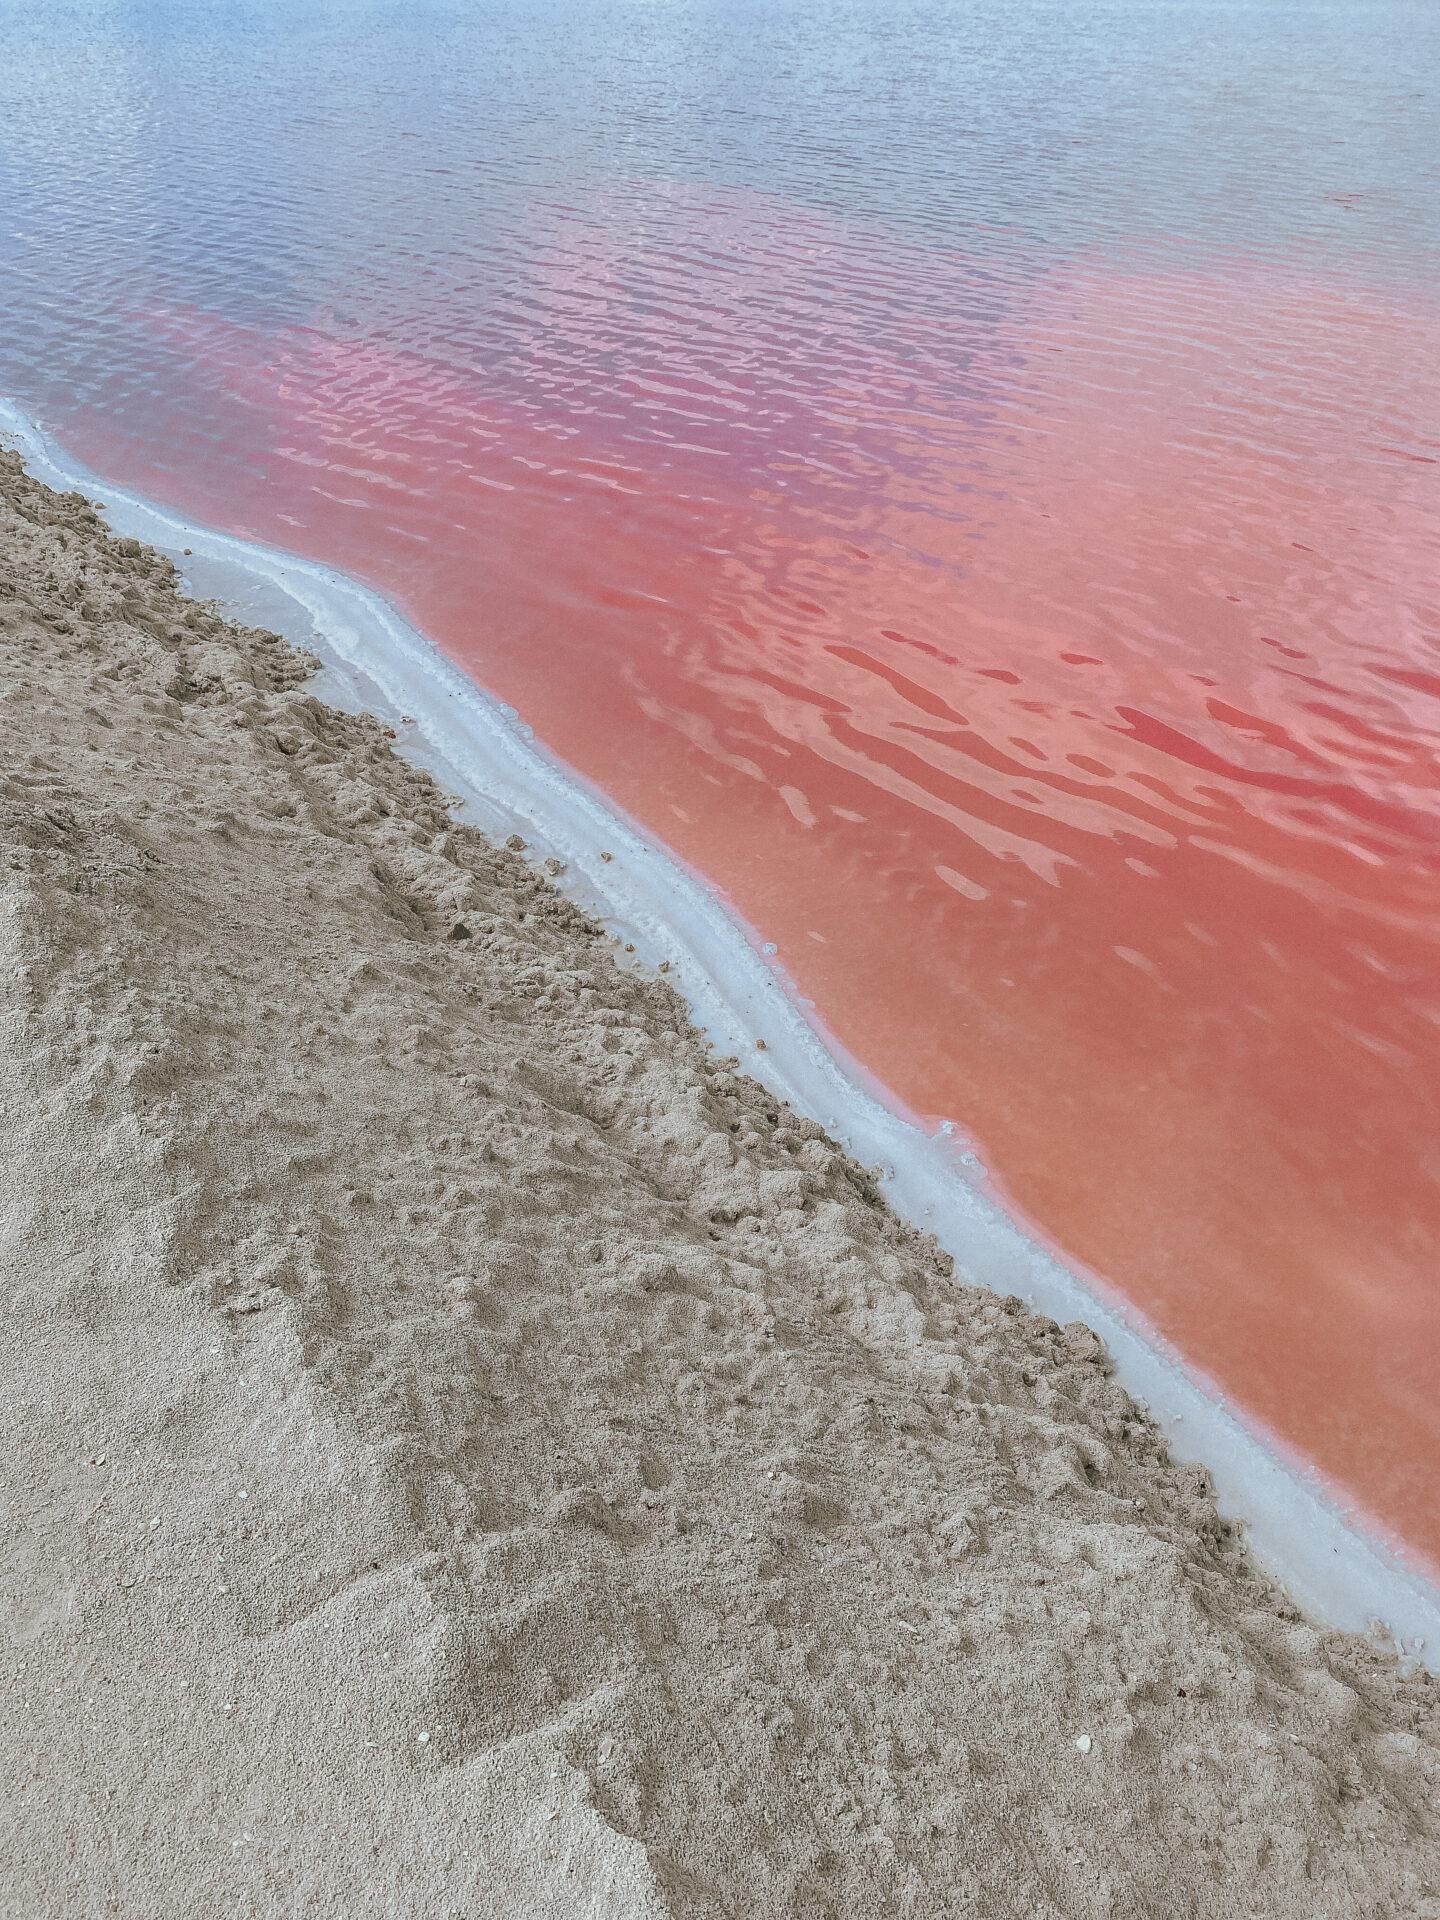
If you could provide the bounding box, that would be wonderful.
[6,399,1438,1663]
[1,441,1438,1917]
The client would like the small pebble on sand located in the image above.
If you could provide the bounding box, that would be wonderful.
[1075,1735,1092,1753]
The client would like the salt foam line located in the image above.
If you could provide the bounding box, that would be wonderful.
[4,394,1436,1667]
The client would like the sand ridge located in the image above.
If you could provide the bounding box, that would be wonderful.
[1,445,1438,1916]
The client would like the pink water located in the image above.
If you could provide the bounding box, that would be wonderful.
[3,0,1438,1571]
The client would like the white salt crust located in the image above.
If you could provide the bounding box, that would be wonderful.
[4,393,1435,1668]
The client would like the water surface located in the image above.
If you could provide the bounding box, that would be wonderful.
[2,0,1437,1566]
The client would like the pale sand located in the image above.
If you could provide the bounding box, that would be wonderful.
[1,447,1437,1918]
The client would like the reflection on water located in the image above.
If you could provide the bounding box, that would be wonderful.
[2,0,1438,1567]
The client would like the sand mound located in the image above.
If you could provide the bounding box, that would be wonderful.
[1,446,1437,1917]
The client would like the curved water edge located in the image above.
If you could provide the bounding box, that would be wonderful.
[5,393,1436,1669]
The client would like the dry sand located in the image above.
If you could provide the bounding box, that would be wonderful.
[1,444,1437,1918]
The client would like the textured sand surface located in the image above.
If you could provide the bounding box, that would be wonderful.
[1,445,1438,1918]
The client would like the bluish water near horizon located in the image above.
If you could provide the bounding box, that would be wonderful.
[1,0,1439,1568]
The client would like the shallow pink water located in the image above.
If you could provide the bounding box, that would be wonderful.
[50,195,1440,1572]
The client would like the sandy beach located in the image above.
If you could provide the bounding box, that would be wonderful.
[2,442,1438,1916]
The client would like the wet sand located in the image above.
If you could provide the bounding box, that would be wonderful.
[2,445,1438,1917]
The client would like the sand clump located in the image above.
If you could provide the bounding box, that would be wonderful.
[1,444,1438,1918]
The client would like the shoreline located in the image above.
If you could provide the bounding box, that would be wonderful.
[2,430,1438,1912]
[3,395,1435,1667]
